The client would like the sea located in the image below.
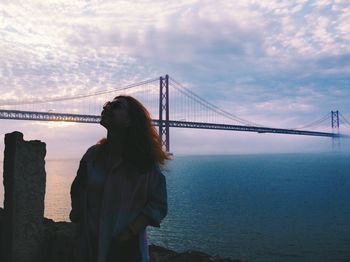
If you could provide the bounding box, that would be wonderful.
[1,153,350,262]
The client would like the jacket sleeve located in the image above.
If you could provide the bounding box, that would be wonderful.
[69,156,88,223]
[141,167,168,228]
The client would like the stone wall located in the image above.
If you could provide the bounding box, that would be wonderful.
[2,132,46,262]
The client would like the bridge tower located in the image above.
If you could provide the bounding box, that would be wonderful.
[331,110,340,151]
[158,75,170,152]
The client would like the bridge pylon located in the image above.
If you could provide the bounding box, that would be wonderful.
[331,110,340,151]
[158,75,170,152]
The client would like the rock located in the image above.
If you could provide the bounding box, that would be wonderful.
[149,245,241,262]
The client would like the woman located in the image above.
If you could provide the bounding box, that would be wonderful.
[69,95,169,262]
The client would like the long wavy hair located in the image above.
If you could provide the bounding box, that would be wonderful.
[97,95,170,173]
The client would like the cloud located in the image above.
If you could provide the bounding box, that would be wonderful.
[0,0,349,156]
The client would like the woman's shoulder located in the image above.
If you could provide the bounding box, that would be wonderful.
[81,144,102,161]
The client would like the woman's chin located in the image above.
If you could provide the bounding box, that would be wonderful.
[100,119,110,129]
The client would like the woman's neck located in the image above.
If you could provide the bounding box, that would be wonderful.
[106,129,126,159]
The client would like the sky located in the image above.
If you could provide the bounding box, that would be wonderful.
[0,0,350,159]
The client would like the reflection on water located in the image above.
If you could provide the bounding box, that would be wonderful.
[43,160,80,221]
[0,159,79,221]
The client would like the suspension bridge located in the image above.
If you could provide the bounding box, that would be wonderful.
[1,75,349,152]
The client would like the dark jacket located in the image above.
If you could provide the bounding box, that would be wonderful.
[69,145,168,262]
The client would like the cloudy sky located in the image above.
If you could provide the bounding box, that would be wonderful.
[1,0,350,159]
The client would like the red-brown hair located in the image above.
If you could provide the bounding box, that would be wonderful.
[97,95,170,172]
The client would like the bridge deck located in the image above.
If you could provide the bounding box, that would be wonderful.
[0,109,341,138]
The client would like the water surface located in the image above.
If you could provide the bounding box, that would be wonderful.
[1,153,349,261]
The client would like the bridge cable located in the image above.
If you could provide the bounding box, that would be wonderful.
[171,81,252,125]
[0,77,159,106]
[339,113,350,126]
[292,113,331,130]
[169,77,262,126]
[170,78,256,125]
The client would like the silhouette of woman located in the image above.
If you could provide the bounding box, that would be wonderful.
[69,95,169,262]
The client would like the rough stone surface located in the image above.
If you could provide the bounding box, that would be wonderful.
[43,217,77,262]
[1,207,240,262]
[149,245,240,262]
[2,131,46,262]
[41,219,240,262]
